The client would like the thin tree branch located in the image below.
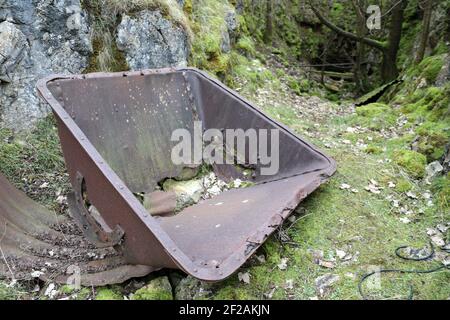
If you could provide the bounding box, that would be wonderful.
[309,2,386,52]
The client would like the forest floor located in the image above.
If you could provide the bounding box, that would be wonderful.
[0,54,448,300]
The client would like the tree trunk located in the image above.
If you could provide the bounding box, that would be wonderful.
[310,0,408,83]
[352,0,369,92]
[415,0,434,63]
[264,0,273,45]
[381,0,407,81]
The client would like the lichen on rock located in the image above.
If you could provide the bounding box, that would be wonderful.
[116,10,189,70]
[0,0,91,131]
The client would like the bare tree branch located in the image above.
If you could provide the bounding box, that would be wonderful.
[309,2,386,52]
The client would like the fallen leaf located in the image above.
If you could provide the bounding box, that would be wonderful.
[318,260,335,269]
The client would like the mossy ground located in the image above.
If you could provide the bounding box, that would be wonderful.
[1,53,447,300]
[203,58,448,299]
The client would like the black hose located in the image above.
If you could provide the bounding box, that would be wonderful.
[358,241,450,300]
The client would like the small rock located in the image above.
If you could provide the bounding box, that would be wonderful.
[430,235,445,247]
[318,260,335,269]
[285,279,294,290]
[336,249,347,260]
[425,161,443,182]
[277,258,288,270]
[315,274,340,297]
[238,271,250,284]
[175,276,212,300]
[340,183,351,190]
[399,217,411,224]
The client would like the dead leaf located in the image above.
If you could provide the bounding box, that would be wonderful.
[318,260,335,269]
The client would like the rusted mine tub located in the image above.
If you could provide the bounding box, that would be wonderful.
[37,68,336,281]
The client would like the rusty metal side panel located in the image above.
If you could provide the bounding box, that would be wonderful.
[186,70,335,182]
[52,114,178,269]
[0,173,155,286]
[48,73,195,194]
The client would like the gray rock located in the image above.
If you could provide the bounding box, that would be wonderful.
[435,54,449,87]
[0,21,28,82]
[0,0,91,131]
[220,9,237,53]
[175,276,212,300]
[116,10,188,70]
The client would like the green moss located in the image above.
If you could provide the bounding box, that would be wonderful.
[418,55,445,83]
[431,175,450,210]
[59,285,75,295]
[354,103,398,130]
[364,145,383,155]
[287,76,310,96]
[95,287,123,300]
[183,0,192,15]
[356,103,390,117]
[0,116,69,211]
[132,277,173,300]
[0,283,23,300]
[214,285,256,300]
[394,150,427,178]
[189,0,235,76]
[395,178,413,192]
[236,36,256,56]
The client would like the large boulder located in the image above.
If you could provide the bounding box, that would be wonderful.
[0,0,91,131]
[0,21,27,82]
[116,10,189,70]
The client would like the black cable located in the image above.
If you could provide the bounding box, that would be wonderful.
[358,241,450,300]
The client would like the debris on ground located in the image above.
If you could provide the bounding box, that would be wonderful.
[315,274,340,297]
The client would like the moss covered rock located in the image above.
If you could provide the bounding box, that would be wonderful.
[95,287,123,300]
[132,276,173,300]
[394,150,427,178]
[356,103,391,117]
[175,276,212,300]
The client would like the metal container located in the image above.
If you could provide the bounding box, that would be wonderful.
[37,68,336,281]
